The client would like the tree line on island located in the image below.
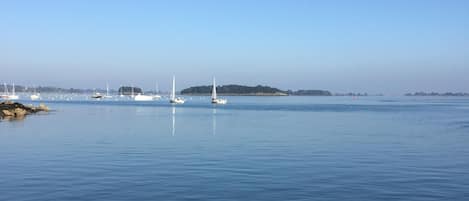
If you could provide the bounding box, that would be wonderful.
[180,85,334,96]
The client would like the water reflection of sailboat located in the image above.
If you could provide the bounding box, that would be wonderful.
[171,107,176,136]
[212,108,217,135]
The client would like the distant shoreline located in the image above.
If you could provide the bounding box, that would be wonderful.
[405,92,469,97]
[179,92,288,96]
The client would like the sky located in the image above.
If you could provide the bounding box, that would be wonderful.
[1,0,468,94]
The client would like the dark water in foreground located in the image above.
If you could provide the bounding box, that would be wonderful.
[1,96,469,200]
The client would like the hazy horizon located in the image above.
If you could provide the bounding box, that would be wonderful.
[1,0,468,95]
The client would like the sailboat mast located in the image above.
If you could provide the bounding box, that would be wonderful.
[212,77,217,99]
[106,83,109,96]
[171,76,176,100]
[12,83,15,95]
[4,83,8,95]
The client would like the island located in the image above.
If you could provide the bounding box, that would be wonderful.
[405,92,469,96]
[287,90,332,96]
[181,85,288,96]
[181,85,336,96]
[118,86,143,95]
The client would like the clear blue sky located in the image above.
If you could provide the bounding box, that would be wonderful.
[1,0,468,94]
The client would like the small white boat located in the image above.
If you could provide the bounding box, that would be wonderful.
[103,83,112,99]
[30,86,41,100]
[153,82,161,99]
[91,89,103,99]
[134,93,153,101]
[1,83,9,99]
[3,83,19,100]
[30,94,40,100]
[169,76,185,104]
[211,78,227,104]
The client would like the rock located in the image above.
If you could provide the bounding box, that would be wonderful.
[2,110,14,116]
[14,108,27,117]
[0,101,49,120]
[38,104,49,112]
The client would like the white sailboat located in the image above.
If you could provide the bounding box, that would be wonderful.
[211,78,227,104]
[1,83,9,99]
[133,84,153,101]
[7,83,19,100]
[169,76,185,104]
[91,88,103,99]
[134,91,153,101]
[0,83,9,99]
[153,82,161,99]
[103,83,112,99]
[30,86,41,100]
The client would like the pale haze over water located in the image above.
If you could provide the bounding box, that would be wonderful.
[1,1,469,94]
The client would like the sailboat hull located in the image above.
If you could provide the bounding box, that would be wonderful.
[134,95,153,101]
[212,98,227,104]
[6,95,19,100]
[30,94,40,100]
[170,98,185,104]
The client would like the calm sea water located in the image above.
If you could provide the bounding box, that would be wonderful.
[1,96,469,201]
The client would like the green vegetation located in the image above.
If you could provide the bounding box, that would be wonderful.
[181,85,287,96]
[287,90,332,96]
[118,86,142,95]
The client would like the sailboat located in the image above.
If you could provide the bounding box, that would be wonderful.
[1,83,9,99]
[6,83,19,100]
[1,83,10,99]
[91,88,103,99]
[211,78,227,104]
[169,76,185,104]
[103,83,112,99]
[30,86,41,100]
[153,82,161,99]
[134,89,153,101]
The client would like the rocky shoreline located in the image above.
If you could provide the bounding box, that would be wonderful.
[0,101,49,120]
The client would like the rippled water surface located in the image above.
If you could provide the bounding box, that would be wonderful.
[1,96,469,200]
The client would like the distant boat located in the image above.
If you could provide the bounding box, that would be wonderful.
[211,78,227,104]
[103,83,112,99]
[153,82,161,99]
[134,93,153,101]
[91,93,103,99]
[169,76,185,104]
[2,83,19,100]
[1,83,9,99]
[91,88,103,99]
[30,86,41,100]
